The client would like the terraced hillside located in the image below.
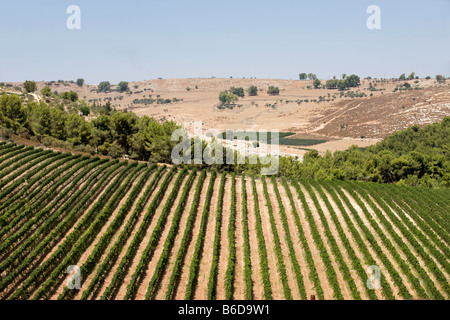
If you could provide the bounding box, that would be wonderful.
[0,142,448,300]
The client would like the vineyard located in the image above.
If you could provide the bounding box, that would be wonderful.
[0,142,449,300]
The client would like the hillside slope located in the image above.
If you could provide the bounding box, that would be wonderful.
[0,142,448,300]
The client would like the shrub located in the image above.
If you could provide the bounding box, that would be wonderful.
[97,81,111,93]
[313,79,321,89]
[24,81,36,93]
[118,81,129,93]
[267,86,280,95]
[247,85,258,96]
[230,87,245,98]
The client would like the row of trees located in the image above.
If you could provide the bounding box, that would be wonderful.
[218,85,279,105]
[299,73,318,80]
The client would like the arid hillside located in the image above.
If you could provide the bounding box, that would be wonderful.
[3,78,449,155]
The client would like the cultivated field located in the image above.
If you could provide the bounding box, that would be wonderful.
[0,142,449,300]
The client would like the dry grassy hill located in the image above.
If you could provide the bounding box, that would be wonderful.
[3,78,449,156]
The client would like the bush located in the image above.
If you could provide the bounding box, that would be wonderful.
[109,141,125,158]
[230,87,245,98]
[118,81,129,93]
[267,86,280,95]
[98,81,111,93]
[247,85,258,96]
[219,91,238,105]
[76,78,85,87]
[24,81,36,93]
[41,86,52,97]
[313,79,321,89]
[60,91,78,102]
[436,75,446,83]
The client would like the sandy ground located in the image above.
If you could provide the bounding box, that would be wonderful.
[5,78,449,156]
[173,174,213,300]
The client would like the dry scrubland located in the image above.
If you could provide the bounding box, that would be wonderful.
[0,143,449,300]
[6,77,448,157]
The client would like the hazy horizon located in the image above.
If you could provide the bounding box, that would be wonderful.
[1,0,449,84]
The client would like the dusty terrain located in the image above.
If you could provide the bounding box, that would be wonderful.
[3,78,449,156]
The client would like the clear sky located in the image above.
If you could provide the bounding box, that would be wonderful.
[1,0,449,84]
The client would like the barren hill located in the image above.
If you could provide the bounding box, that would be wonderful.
[5,78,449,155]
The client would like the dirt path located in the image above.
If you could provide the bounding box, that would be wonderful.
[94,168,168,300]
[134,174,192,300]
[216,177,232,300]
[332,188,398,299]
[194,177,221,300]
[38,165,123,267]
[233,177,245,300]
[341,188,415,299]
[0,159,96,248]
[51,167,145,299]
[298,182,353,299]
[288,182,335,300]
[69,169,159,300]
[363,193,448,299]
[320,187,383,300]
[174,174,212,300]
[245,178,264,300]
[153,174,201,300]
[389,198,449,273]
[395,198,449,254]
[277,181,315,299]
[266,179,302,299]
[114,171,178,300]
[254,180,284,300]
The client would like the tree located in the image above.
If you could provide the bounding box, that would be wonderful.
[436,75,446,83]
[118,81,129,93]
[267,86,280,95]
[247,85,258,96]
[230,86,245,98]
[219,91,239,105]
[80,105,90,116]
[337,80,348,91]
[108,141,125,158]
[0,94,27,131]
[326,79,338,89]
[408,72,415,80]
[41,86,52,97]
[60,91,78,102]
[399,74,406,81]
[307,73,317,80]
[345,74,360,88]
[24,81,37,93]
[97,81,111,93]
[342,74,347,79]
[299,73,307,80]
[313,79,321,89]
[76,78,85,87]
[65,114,92,145]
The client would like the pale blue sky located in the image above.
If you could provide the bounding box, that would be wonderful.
[1,0,449,84]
